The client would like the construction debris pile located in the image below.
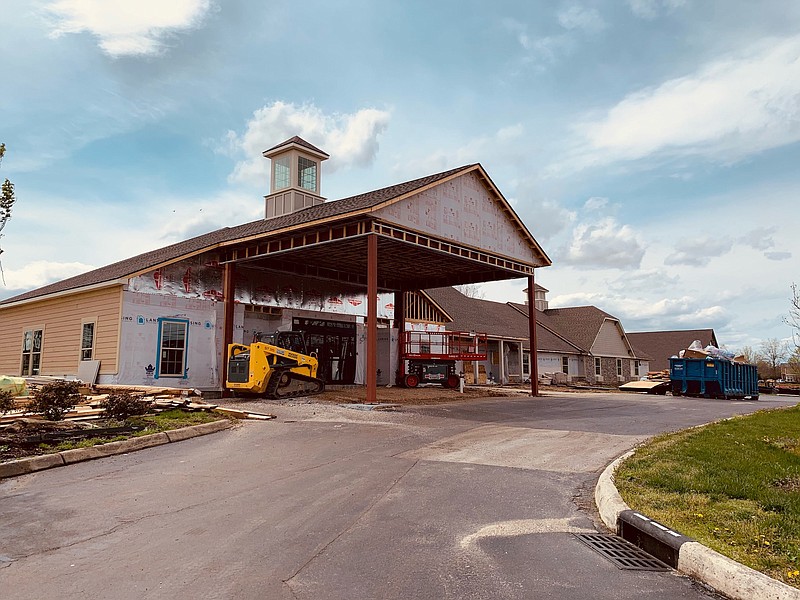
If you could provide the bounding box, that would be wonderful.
[0,376,274,425]
[675,340,745,363]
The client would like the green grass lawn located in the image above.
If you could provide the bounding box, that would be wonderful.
[616,405,800,587]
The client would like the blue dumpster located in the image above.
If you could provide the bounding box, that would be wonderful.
[670,357,759,400]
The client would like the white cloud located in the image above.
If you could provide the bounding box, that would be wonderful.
[45,0,213,57]
[664,228,788,266]
[394,125,525,179]
[555,35,800,172]
[627,0,687,20]
[1,260,94,292]
[551,290,731,331]
[560,217,645,268]
[606,268,680,293]
[151,190,263,244]
[738,226,776,251]
[766,251,792,261]
[517,197,576,242]
[583,196,609,211]
[501,17,576,68]
[226,102,390,187]
[557,5,607,32]
[665,236,733,266]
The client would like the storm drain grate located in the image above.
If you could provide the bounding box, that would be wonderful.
[572,533,670,571]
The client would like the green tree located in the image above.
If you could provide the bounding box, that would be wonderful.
[0,143,15,235]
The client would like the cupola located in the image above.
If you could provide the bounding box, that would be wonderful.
[262,136,329,219]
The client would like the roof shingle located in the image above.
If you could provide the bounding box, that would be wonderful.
[2,164,476,306]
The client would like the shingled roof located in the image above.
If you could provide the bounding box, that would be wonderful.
[262,136,329,158]
[627,329,717,371]
[424,287,583,354]
[508,301,651,361]
[2,164,476,306]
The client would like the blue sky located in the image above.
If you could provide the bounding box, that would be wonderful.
[1,0,799,352]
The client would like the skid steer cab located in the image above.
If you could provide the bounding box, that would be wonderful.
[226,332,325,400]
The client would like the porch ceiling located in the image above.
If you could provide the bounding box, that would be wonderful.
[220,217,538,292]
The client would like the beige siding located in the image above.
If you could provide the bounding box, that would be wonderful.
[591,320,630,357]
[0,286,122,376]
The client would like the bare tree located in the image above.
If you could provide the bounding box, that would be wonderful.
[760,338,788,380]
[787,282,800,352]
[454,284,485,299]
[736,345,762,365]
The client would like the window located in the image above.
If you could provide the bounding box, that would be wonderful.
[298,156,317,191]
[273,155,291,190]
[634,360,640,377]
[594,357,602,376]
[616,359,623,377]
[157,319,188,378]
[522,352,530,376]
[21,328,43,376]
[81,321,95,361]
[562,356,569,374]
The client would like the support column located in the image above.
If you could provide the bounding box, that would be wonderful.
[367,234,378,403]
[221,262,236,397]
[498,339,505,385]
[528,275,540,396]
[395,289,405,386]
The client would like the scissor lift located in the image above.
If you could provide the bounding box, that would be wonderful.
[399,331,488,388]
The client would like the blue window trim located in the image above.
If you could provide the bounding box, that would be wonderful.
[155,318,189,379]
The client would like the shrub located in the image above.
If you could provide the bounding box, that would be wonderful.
[0,389,15,414]
[101,391,153,421]
[29,380,82,421]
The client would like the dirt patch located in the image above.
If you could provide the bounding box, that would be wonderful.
[0,419,95,462]
[772,476,800,492]
[310,383,616,406]
[315,385,527,406]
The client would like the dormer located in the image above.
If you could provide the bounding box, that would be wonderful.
[263,136,329,219]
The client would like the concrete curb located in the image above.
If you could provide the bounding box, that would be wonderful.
[595,449,800,600]
[0,419,233,479]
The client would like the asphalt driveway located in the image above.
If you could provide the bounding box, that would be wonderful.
[1,391,795,599]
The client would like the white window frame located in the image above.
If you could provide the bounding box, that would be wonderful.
[594,357,602,377]
[21,326,44,376]
[156,318,189,379]
[80,319,97,362]
[298,156,317,191]
[273,155,291,190]
[562,356,569,375]
[522,352,530,376]
[616,358,623,377]
[633,360,640,377]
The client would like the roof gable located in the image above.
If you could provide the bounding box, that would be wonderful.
[372,167,550,266]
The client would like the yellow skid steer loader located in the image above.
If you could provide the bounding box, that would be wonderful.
[226,332,325,399]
